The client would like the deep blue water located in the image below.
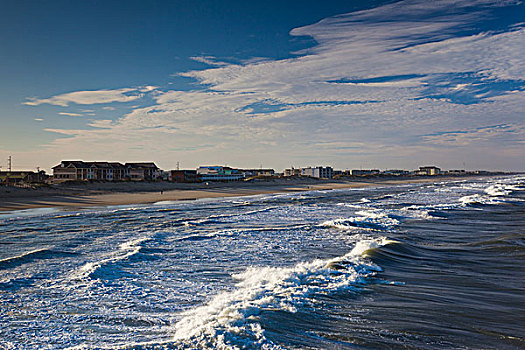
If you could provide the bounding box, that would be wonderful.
[0,175,524,349]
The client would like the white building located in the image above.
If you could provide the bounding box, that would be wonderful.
[417,166,441,176]
[301,166,333,179]
[283,168,302,176]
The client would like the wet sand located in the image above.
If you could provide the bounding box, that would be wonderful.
[0,176,477,212]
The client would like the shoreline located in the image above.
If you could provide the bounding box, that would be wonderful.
[0,176,487,213]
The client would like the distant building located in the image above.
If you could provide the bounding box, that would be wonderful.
[283,168,302,177]
[125,162,160,181]
[383,169,410,176]
[350,169,380,176]
[241,169,275,177]
[301,166,334,179]
[417,166,441,176]
[197,166,245,181]
[90,162,127,181]
[52,161,88,181]
[52,161,160,182]
[0,171,48,184]
[170,170,200,183]
[448,169,466,175]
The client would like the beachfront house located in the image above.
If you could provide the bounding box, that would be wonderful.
[0,170,48,184]
[52,161,160,182]
[52,161,127,182]
[197,166,245,181]
[125,163,160,181]
[241,169,275,177]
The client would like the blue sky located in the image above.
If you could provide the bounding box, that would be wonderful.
[1,0,524,171]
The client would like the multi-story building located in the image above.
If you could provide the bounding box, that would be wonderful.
[301,166,334,179]
[416,166,441,176]
[125,162,160,181]
[52,161,160,182]
[283,168,302,177]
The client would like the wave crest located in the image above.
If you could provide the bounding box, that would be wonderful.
[172,237,395,348]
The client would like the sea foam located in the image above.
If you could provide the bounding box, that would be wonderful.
[171,237,395,349]
[320,210,399,231]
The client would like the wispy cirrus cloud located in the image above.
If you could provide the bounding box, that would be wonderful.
[58,112,84,117]
[23,87,155,107]
[422,124,525,145]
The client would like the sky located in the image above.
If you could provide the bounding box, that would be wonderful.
[1,0,524,172]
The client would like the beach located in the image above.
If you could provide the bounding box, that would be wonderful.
[0,176,481,212]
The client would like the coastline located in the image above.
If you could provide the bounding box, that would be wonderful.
[0,176,485,213]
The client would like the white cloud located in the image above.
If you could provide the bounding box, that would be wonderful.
[191,56,230,67]
[24,88,144,107]
[19,0,525,171]
[423,124,525,146]
[139,85,158,92]
[58,112,84,117]
[34,118,44,121]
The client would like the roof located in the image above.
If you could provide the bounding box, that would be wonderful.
[125,162,159,169]
[52,161,88,169]
[53,161,140,170]
[242,169,275,172]
[419,166,440,169]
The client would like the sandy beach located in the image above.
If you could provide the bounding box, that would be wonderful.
[0,176,480,213]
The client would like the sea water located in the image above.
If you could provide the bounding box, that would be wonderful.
[0,175,524,349]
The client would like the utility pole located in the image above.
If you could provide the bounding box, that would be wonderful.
[8,156,12,172]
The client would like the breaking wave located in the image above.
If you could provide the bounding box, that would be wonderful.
[320,210,400,231]
[70,236,150,281]
[171,237,396,349]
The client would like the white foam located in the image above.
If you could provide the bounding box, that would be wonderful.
[0,248,50,264]
[70,235,150,281]
[321,210,399,231]
[336,203,365,209]
[172,237,395,348]
[398,207,435,220]
[484,185,511,197]
[459,194,505,206]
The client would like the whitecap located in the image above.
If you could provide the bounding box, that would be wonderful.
[171,237,395,348]
[320,210,400,231]
[70,235,150,281]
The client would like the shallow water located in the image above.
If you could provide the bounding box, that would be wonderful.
[1,175,524,349]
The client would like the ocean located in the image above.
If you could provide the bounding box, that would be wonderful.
[0,175,524,349]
